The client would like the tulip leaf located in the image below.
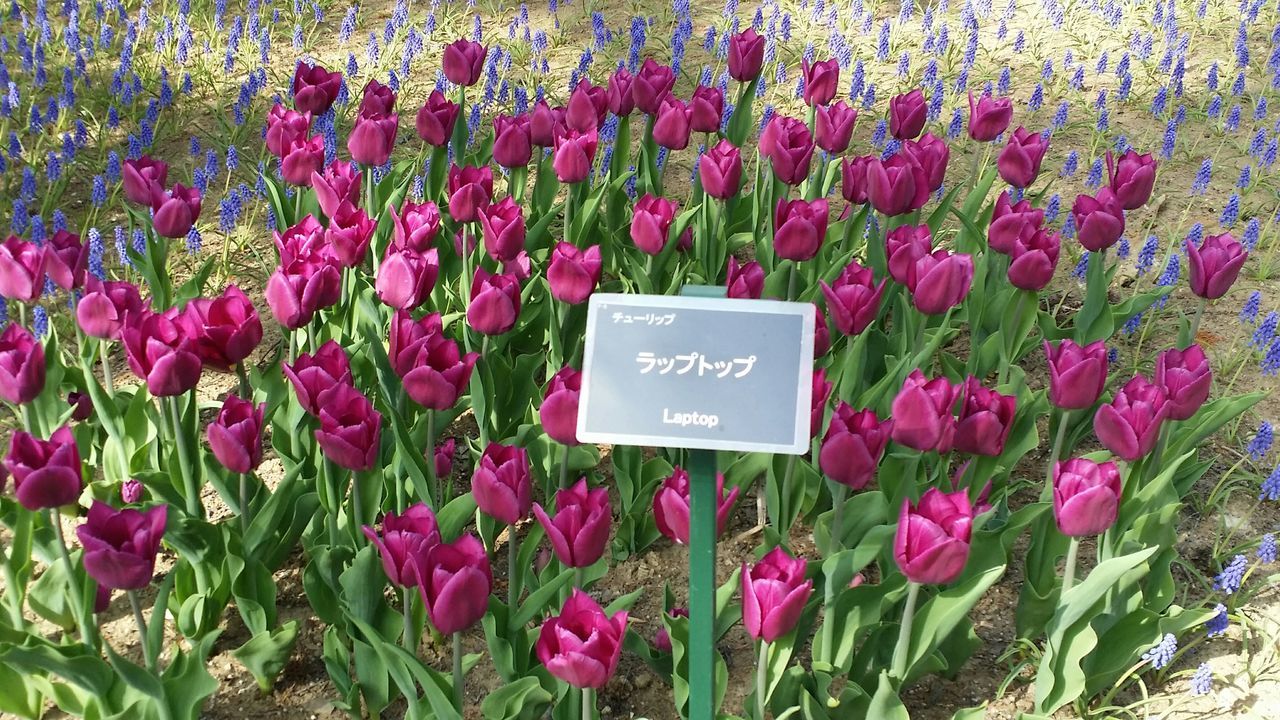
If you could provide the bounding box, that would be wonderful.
[726,78,759,147]
[147,571,176,666]
[481,676,554,720]
[160,631,221,720]
[866,670,909,720]
[103,643,164,702]
[0,637,115,695]
[437,492,478,542]
[512,567,574,630]
[233,622,300,693]
[352,619,462,720]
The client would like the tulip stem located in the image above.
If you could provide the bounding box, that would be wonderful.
[1061,537,1081,595]
[127,590,156,672]
[239,473,251,536]
[294,189,303,227]
[1186,297,1208,349]
[891,581,921,680]
[451,631,464,710]
[507,524,519,607]
[828,480,848,555]
[559,443,570,490]
[756,639,769,720]
[911,314,929,367]
[350,471,365,543]
[100,340,115,397]
[402,588,417,653]
[321,458,341,548]
[786,262,798,301]
[1044,410,1072,499]
[235,362,251,400]
[582,687,593,720]
[424,407,438,507]
[168,394,203,519]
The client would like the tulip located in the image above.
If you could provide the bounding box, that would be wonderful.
[725,257,765,299]
[653,607,688,652]
[1072,188,1126,252]
[728,28,766,82]
[967,92,1014,141]
[479,197,526,263]
[1093,375,1170,462]
[540,367,582,446]
[953,377,1017,457]
[179,284,263,371]
[906,249,974,316]
[358,79,397,117]
[533,478,610,568]
[472,443,532,525]
[810,368,833,438]
[207,394,265,474]
[1187,232,1248,300]
[886,224,934,286]
[122,155,168,206]
[77,278,146,340]
[741,546,813,642]
[815,100,858,154]
[774,198,829,262]
[442,38,487,86]
[492,113,533,168]
[415,90,460,146]
[376,244,440,311]
[903,133,950,192]
[121,310,203,397]
[759,115,814,185]
[363,503,441,587]
[151,183,202,238]
[348,111,398,167]
[1045,339,1108,410]
[813,303,832,358]
[1007,228,1061,291]
[1053,458,1122,537]
[44,230,89,291]
[410,534,492,635]
[894,488,973,585]
[121,478,143,504]
[1155,344,1212,421]
[467,268,521,336]
[633,59,676,116]
[265,105,312,158]
[699,139,743,199]
[820,259,886,335]
[77,501,166,590]
[292,62,342,115]
[314,384,381,471]
[69,391,93,421]
[1106,150,1156,210]
[690,86,724,135]
[274,214,327,265]
[311,159,362,219]
[866,153,930,216]
[801,58,840,107]
[435,439,457,478]
[530,101,567,147]
[265,251,343,329]
[446,164,494,223]
[819,403,892,490]
[606,68,635,116]
[537,589,628,689]
[630,194,679,256]
[282,340,353,415]
[653,467,739,545]
[889,89,928,140]
[987,190,1044,254]
[280,134,325,186]
[996,127,1049,188]
[548,242,603,305]
[840,155,875,205]
[389,311,477,410]
[553,128,599,184]
[326,201,377,267]
[4,426,82,510]
[0,322,45,405]
[567,79,608,133]
[0,235,47,302]
[385,200,440,256]
[891,370,960,453]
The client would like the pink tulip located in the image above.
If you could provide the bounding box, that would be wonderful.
[547,242,602,305]
[472,443,532,525]
[1155,344,1212,421]
[1093,375,1170,462]
[536,589,628,689]
[1187,232,1248,300]
[415,90,460,146]
[889,89,927,140]
[1053,458,1122,537]
[741,547,813,642]
[890,369,960,453]
[801,58,840,107]
[895,488,973,585]
[653,467,738,545]
[533,478,611,568]
[996,127,1049,188]
[819,403,891,490]
[820,259,885,335]
[442,38,487,87]
[1044,339,1108,410]
[967,92,1013,141]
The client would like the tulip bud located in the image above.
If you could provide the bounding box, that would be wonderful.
[759,115,815,185]
[121,478,143,504]
[1155,344,1212,421]
[363,503,442,587]
[690,86,724,135]
[347,112,398,167]
[906,248,974,316]
[840,155,875,205]
[411,534,492,634]
[283,340,353,415]
[207,394,265,474]
[810,369,833,438]
[266,251,342,330]
[902,133,950,192]
[536,589,628,689]
[122,309,203,397]
[967,92,1013,142]
[886,224,934,286]
[653,467,739,545]
[725,257,765,299]
[632,59,676,116]
[358,79,397,117]
[314,384,382,471]
[566,79,608,133]
[447,164,494,223]
[801,58,840,107]
[472,443,533,525]
[292,62,342,115]
[630,194,679,256]
[742,546,814,642]
[122,155,169,206]
[813,303,831,358]
[442,38,487,87]
[1093,375,1170,462]
[889,89,928,140]
[552,128,599,184]
[533,478,611,568]
[0,322,46,404]
[815,100,858,154]
[1044,339,1108,410]
[987,190,1044,254]
[389,311,477,411]
[996,127,1049,189]
[77,501,166,590]
[179,285,263,372]
[45,230,89,291]
[1187,233,1247,300]
[77,278,146,340]
[699,140,743,199]
[4,426,82,510]
[280,134,325,186]
[69,391,93,421]
[819,403,891,490]
[376,244,440,311]
[327,201,377,268]
[311,159,362,219]
[653,607,688,652]
[530,101,567,147]
[265,104,312,158]
[414,90,460,147]
[479,197,526,263]
[953,377,1017,457]
[773,198,829,262]
[548,242,603,305]
[492,113,533,168]
[540,366,583,446]
[606,68,636,117]
[467,268,521,336]
[0,235,47,302]
[866,153,930,216]
[1053,458,1122,537]
[1007,228,1061,291]
[728,28,765,82]
[894,488,973,585]
[891,369,960,453]
[435,438,457,478]
[1106,150,1157,210]
[1071,188,1126,252]
[150,183,202,239]
[820,259,885,335]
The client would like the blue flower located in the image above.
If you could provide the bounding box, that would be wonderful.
[1141,634,1177,669]
[1260,533,1277,564]
[1243,218,1262,251]
[1192,158,1212,194]
[1252,312,1279,348]
[1262,465,1280,501]
[1205,603,1229,637]
[1220,194,1240,228]
[1240,291,1262,324]
[1189,663,1213,696]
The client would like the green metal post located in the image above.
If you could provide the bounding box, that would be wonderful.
[686,448,718,720]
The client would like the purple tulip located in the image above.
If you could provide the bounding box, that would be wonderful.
[905,248,974,316]
[1106,150,1157,210]
[292,62,342,115]
[530,101,567,147]
[0,322,45,404]
[179,285,263,372]
[967,92,1013,142]
[44,230,89,291]
[606,68,635,116]
[816,101,858,154]
[953,377,1017,457]
[389,311,478,411]
[813,303,831,358]
[700,140,743,199]
[266,250,342,330]
[435,438,457,478]
[889,89,928,140]
[207,394,265,474]
[415,90,460,147]
[150,183,202,239]
[902,133,950,192]
[536,589,628,689]
[894,488,973,585]
[347,111,398,167]
[377,244,440,312]
[447,164,494,223]
[274,214,327,264]
[472,443,532,525]
[120,478,143,504]
[540,366,582,446]
[885,224,933,285]
[265,105,312,158]
[810,368,833,438]
[865,153,930,216]
[281,134,325,186]
[725,257,765,299]
[1093,375,1170,462]
[891,369,960,453]
[1045,339,1109,410]
[1155,344,1212,421]
[728,28,765,82]
[801,58,840,107]
[479,197,526,263]
[467,268,521,336]
[742,546,813,642]
[77,501,166,590]
[566,79,608,133]
[363,503,442,587]
[314,384,382,471]
[996,127,1049,188]
[311,159,362,219]
[819,403,892,490]
[653,467,739,545]
[122,309,203,397]
[653,607,687,653]
[630,194,679,256]
[548,242,603,305]
[533,478,611,569]
[1007,227,1061,291]
[122,155,169,206]
[327,202,376,267]
[0,235,47,303]
[840,155,875,205]
[987,190,1044,254]
[689,86,724,135]
[759,115,814,185]
[633,59,676,116]
[410,534,492,634]
[282,340,352,415]
[1187,232,1248,300]
[1053,458,1122,537]
[492,113,534,168]
[552,128,598,184]
[4,426,82,510]
[77,278,146,340]
[1071,188,1126,252]
[442,38,487,86]
[820,259,885,335]
[774,198,829,262]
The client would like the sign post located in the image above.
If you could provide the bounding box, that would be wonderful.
[578,289,814,720]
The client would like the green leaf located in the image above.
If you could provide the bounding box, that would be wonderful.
[437,493,478,541]
[0,639,115,695]
[481,677,554,720]
[866,671,909,720]
[103,643,164,701]
[233,622,300,693]
[161,632,221,720]
[512,568,575,630]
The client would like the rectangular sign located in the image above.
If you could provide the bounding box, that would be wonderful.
[576,293,815,454]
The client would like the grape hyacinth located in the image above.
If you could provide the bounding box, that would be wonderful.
[1141,634,1177,670]
[1213,555,1248,594]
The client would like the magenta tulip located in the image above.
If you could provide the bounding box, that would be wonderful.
[700,139,743,199]
[536,589,628,689]
[813,303,831,358]
[207,394,265,474]
[801,58,839,107]
[472,443,532,525]
[179,285,263,372]
[390,199,441,253]
[1106,150,1157,210]
[552,128,598,184]
[1007,228,1061,291]
[987,190,1044,254]
[363,503,441,587]
[533,478,610,568]
[903,133,950,192]
[314,384,381,471]
[0,235,47,302]
[632,59,676,116]
[566,79,608,133]
[4,426,82,510]
[996,127,1049,188]
[1187,232,1248,300]
[150,183,202,238]
[0,323,45,404]
[292,62,342,115]
[492,113,533,168]
[866,153,930,216]
[886,224,933,286]
[540,366,583,446]
[347,111,398,167]
[810,369,833,439]
[967,92,1013,141]
[653,467,739,545]
[414,90,460,146]
[121,310,203,397]
[77,278,146,340]
[759,115,814,185]
[548,242,603,305]
[889,89,928,140]
[891,370,960,453]
[122,155,169,206]
[906,249,974,316]
[630,194,678,255]
[44,230,89,291]
[819,403,892,490]
[265,105,311,158]
[742,547,813,642]
[895,488,973,585]
[446,164,494,223]
[530,101,567,147]
[311,159,362,218]
[728,28,765,82]
[1072,188,1126,252]
[816,100,858,154]
[1045,339,1109,410]
[953,377,1017,456]
[467,268,521,335]
[389,311,477,410]
[274,215,326,264]
[376,244,439,311]
[327,202,376,267]
[442,38,487,86]
[282,340,352,415]
[77,501,166,590]
[820,259,885,335]
[725,257,765,299]
[1053,458,1123,537]
[479,197,526,263]
[840,155,874,205]
[265,251,342,329]
[773,198,829,262]
[690,86,724,134]
[1093,375,1170,461]
[1155,344,1212,421]
[410,534,492,634]
[606,68,635,116]
[281,134,325,186]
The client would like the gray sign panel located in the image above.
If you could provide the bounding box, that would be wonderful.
[577,293,815,454]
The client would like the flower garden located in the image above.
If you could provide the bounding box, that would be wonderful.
[1,0,1280,718]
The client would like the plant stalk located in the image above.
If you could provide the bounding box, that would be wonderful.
[239,473,251,536]
[756,639,769,719]
[582,687,593,720]
[1062,536,1081,595]
[100,340,115,396]
[507,524,519,608]
[402,588,417,653]
[128,590,156,672]
[1044,410,1072,499]
[452,631,464,710]
[168,394,203,519]
[891,581,921,680]
[49,509,91,648]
